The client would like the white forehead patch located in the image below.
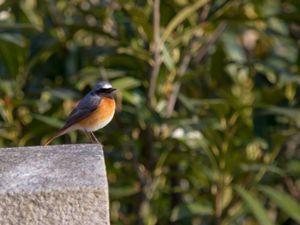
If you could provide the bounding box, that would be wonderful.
[102,83,112,89]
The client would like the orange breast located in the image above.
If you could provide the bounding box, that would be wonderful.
[79,97,115,130]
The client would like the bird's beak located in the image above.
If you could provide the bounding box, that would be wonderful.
[108,88,117,93]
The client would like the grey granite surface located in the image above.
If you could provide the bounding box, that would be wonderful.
[0,144,109,225]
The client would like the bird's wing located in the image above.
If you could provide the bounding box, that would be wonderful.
[62,93,101,129]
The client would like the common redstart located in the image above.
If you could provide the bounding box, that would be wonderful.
[44,81,116,145]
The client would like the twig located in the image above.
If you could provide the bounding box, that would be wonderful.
[131,143,147,187]
[284,176,300,201]
[207,0,232,20]
[194,22,227,63]
[166,22,227,116]
[198,3,210,23]
[147,0,161,107]
[166,47,192,117]
[138,4,161,223]
[215,182,222,225]
[48,0,64,27]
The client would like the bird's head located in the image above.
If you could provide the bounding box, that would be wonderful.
[92,81,116,96]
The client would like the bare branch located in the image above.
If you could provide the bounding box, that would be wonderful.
[215,182,222,225]
[284,176,300,201]
[194,22,227,63]
[166,49,192,117]
[166,22,227,117]
[147,0,161,107]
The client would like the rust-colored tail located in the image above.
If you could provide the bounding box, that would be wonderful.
[44,128,68,146]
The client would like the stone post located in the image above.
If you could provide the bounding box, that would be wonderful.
[0,144,109,225]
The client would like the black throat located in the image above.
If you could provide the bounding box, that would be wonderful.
[102,93,114,99]
[94,91,113,99]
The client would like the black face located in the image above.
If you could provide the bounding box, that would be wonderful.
[95,87,116,95]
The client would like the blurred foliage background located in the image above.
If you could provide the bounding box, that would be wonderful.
[1,0,300,224]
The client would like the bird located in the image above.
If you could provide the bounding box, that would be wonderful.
[44,81,116,145]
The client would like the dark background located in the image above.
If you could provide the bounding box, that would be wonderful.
[1,0,300,224]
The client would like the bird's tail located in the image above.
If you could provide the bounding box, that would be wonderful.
[44,128,68,146]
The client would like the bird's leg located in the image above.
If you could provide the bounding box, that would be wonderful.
[84,129,96,143]
[90,132,102,145]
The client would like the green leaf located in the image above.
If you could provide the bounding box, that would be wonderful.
[117,46,151,63]
[162,0,209,42]
[170,202,213,222]
[236,186,275,225]
[123,4,152,40]
[122,91,142,105]
[33,114,63,128]
[20,0,43,30]
[260,186,300,223]
[287,160,300,176]
[110,185,139,198]
[222,32,246,63]
[240,163,285,176]
[50,89,79,100]
[0,33,27,76]
[0,33,26,47]
[112,77,141,90]
[263,105,300,127]
[162,44,175,71]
